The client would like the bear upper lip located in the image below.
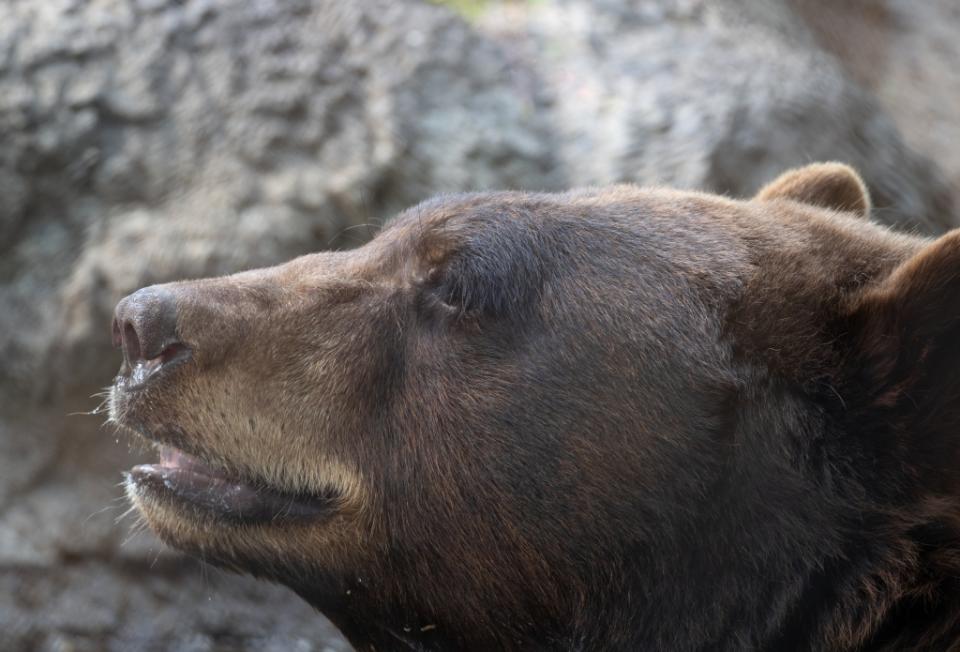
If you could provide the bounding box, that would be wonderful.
[129,445,337,524]
[116,343,192,391]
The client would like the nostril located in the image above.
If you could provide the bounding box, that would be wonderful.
[123,321,143,363]
[113,286,180,374]
[111,317,123,350]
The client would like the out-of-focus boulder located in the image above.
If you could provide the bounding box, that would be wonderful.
[479,0,955,234]
[0,553,352,652]
[790,0,960,210]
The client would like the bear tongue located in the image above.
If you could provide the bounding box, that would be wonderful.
[157,445,229,479]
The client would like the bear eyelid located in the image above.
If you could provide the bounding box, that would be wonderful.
[415,262,473,321]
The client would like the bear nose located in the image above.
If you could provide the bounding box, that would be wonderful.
[112,286,183,369]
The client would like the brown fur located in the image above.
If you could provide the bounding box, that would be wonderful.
[110,164,960,650]
[756,162,872,216]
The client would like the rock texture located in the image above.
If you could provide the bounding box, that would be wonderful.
[2,557,350,652]
[790,0,960,210]
[0,0,957,650]
[479,0,956,233]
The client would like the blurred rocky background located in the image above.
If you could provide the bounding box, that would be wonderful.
[1,0,957,649]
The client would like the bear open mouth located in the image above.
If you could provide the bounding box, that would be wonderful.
[129,446,336,524]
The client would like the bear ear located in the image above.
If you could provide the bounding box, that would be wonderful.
[846,231,960,412]
[756,163,871,217]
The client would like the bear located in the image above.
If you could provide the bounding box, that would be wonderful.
[109,163,960,650]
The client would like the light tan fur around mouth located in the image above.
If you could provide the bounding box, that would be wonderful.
[125,475,371,577]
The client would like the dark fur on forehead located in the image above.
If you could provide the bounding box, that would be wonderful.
[405,193,551,322]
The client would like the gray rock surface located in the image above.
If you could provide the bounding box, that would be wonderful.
[479,0,956,234]
[0,0,957,650]
[790,0,960,211]
[1,556,351,652]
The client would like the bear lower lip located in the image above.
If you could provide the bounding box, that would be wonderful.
[130,446,334,524]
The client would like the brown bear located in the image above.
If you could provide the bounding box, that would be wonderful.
[109,163,960,650]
